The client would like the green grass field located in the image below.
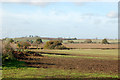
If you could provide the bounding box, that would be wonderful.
[33,49,118,59]
[2,67,118,79]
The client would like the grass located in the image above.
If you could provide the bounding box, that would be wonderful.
[42,54,117,60]
[32,49,118,60]
[2,67,118,79]
[2,60,27,69]
[34,49,118,55]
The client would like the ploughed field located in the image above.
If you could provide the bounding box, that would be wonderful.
[2,49,118,79]
[28,49,118,74]
[31,43,118,49]
[63,43,118,49]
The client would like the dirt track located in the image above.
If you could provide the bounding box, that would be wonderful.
[18,51,118,75]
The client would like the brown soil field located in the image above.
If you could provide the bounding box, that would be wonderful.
[18,51,118,75]
[30,43,118,49]
[63,43,118,49]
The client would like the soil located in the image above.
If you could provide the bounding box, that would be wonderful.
[30,43,118,49]
[18,51,118,75]
[63,43,118,49]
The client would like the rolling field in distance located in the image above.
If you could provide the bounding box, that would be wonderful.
[6,37,118,49]
[4,37,118,43]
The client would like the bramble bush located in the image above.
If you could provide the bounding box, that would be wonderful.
[44,40,67,49]
[35,38,43,49]
[102,39,109,44]
[9,39,14,43]
[68,40,74,43]
[36,38,42,44]
[17,41,31,49]
[84,39,92,43]
[2,43,16,62]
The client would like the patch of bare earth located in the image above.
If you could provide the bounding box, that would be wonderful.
[18,51,118,75]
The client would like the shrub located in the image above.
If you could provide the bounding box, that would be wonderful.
[44,40,66,49]
[30,40,33,44]
[14,41,19,44]
[26,40,30,42]
[2,43,16,62]
[9,39,14,43]
[36,38,42,44]
[84,39,92,43]
[17,42,31,49]
[102,39,109,44]
[55,45,67,50]
[35,38,42,49]
[68,40,74,43]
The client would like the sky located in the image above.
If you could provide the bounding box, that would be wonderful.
[0,2,118,39]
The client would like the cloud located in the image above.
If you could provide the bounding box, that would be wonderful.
[1,1,118,39]
[107,19,118,23]
[0,0,50,7]
[29,2,50,6]
[0,0,118,7]
[74,2,85,6]
[0,0,118,3]
[107,11,118,18]
[94,19,102,24]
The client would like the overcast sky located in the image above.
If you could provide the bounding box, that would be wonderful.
[0,2,118,39]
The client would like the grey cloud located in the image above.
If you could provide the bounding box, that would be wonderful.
[107,11,118,18]
[106,19,117,24]
[1,0,118,3]
[74,2,85,6]
[94,19,102,24]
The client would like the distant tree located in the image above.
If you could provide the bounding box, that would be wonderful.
[73,38,77,40]
[36,38,42,44]
[9,39,14,43]
[35,36,39,37]
[30,40,33,44]
[102,39,109,44]
[16,41,19,43]
[84,39,92,43]
[2,38,7,41]
[26,40,30,42]
[17,43,21,49]
[36,38,43,49]
[14,40,19,44]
